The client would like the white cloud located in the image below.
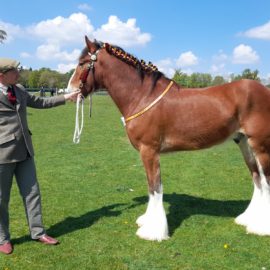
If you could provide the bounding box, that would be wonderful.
[36,44,60,60]
[212,50,228,63]
[243,21,270,40]
[78,3,92,11]
[155,58,175,78]
[176,51,198,67]
[155,57,196,78]
[0,21,22,42]
[36,44,81,61]
[1,13,150,71]
[57,63,77,74]
[94,15,151,47]
[16,13,150,63]
[210,63,226,74]
[232,44,259,64]
[27,13,94,45]
[20,52,31,58]
[210,50,227,74]
[28,14,151,48]
[24,13,94,63]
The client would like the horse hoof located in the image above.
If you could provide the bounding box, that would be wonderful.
[235,213,249,227]
[235,212,270,236]
[136,225,169,242]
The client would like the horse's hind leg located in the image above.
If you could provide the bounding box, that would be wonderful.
[235,134,270,235]
[234,134,260,226]
[136,145,169,241]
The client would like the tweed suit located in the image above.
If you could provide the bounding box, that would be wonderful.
[0,84,65,244]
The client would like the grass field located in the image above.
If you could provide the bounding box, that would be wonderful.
[1,95,270,270]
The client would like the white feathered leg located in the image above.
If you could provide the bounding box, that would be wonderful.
[136,189,169,241]
[138,146,169,241]
[235,157,270,235]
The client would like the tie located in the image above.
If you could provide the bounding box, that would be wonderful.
[7,86,16,105]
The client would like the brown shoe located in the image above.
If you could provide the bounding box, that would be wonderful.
[38,235,59,245]
[0,242,13,255]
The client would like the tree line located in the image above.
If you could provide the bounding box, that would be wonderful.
[172,69,265,88]
[18,67,74,90]
[15,67,270,91]
[17,67,266,91]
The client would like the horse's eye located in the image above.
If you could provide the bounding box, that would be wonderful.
[79,63,84,68]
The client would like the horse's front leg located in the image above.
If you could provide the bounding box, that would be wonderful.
[136,145,169,241]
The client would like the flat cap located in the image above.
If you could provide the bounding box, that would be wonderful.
[0,58,20,73]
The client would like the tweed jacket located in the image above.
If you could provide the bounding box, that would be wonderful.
[0,84,65,164]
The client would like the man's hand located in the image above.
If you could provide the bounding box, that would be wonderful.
[64,90,81,102]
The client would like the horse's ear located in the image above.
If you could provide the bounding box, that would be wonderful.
[85,36,97,53]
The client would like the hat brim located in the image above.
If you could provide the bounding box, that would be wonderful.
[0,61,20,73]
[0,66,20,74]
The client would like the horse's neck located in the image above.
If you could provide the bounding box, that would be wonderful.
[102,67,152,117]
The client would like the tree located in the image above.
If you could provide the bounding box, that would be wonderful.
[199,73,212,88]
[39,70,57,88]
[57,72,72,89]
[172,69,190,87]
[18,67,73,90]
[189,73,212,88]
[232,69,260,81]
[18,69,31,88]
[173,70,216,88]
[212,75,226,86]
[0,30,7,44]
[242,68,260,81]
[28,70,41,88]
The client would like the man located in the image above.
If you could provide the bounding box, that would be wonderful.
[0,58,79,255]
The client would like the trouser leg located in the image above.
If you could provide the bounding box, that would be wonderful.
[0,163,15,244]
[15,157,45,239]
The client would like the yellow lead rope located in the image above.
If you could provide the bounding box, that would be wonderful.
[123,81,174,125]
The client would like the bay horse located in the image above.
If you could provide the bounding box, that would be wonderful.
[67,36,270,241]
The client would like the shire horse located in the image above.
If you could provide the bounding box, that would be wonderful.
[68,36,270,241]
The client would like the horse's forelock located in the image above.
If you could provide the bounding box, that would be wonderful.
[79,47,89,60]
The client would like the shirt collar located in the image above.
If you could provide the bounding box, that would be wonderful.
[0,83,9,94]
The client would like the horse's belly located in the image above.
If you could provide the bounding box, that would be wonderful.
[161,125,236,152]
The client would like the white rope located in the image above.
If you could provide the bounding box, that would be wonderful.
[73,95,84,144]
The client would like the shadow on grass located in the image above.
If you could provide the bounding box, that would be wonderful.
[132,193,249,236]
[12,203,125,245]
[12,194,250,244]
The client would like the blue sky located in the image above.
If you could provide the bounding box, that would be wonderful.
[1,0,270,82]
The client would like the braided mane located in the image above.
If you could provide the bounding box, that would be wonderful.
[104,43,160,73]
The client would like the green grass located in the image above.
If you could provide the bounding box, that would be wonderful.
[1,95,270,270]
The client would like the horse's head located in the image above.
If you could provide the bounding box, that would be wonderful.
[67,36,104,97]
[68,36,163,98]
